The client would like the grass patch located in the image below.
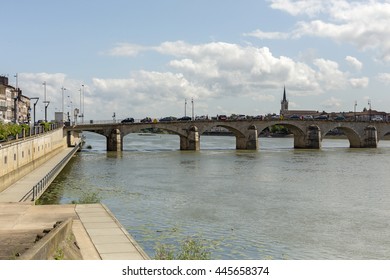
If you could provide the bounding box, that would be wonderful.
[154,237,211,260]
[71,192,101,204]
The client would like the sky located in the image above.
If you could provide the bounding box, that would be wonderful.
[2,0,390,121]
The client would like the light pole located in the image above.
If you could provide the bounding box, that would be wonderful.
[14,73,18,90]
[81,84,85,123]
[184,98,187,117]
[61,86,66,122]
[30,97,39,125]
[368,99,371,121]
[43,81,50,122]
[191,98,194,120]
[79,87,83,123]
[354,101,357,121]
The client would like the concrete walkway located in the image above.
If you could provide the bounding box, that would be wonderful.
[0,147,149,260]
[0,147,76,203]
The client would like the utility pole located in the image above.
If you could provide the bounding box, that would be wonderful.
[184,98,187,117]
[82,84,85,123]
[43,81,49,122]
[368,99,371,121]
[61,86,66,122]
[191,98,194,120]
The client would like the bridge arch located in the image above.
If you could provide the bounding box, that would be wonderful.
[321,124,362,148]
[257,122,316,148]
[197,122,258,150]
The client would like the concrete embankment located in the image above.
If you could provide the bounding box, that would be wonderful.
[0,130,149,260]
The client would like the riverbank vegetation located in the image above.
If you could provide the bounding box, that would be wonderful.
[0,121,54,141]
[0,122,29,141]
[154,237,211,260]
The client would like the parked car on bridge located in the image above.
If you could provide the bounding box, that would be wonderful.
[141,117,152,123]
[178,116,192,121]
[333,115,346,121]
[217,115,227,121]
[302,115,313,120]
[159,116,177,122]
[121,117,134,123]
[288,115,300,120]
[195,115,208,120]
[371,116,383,121]
[314,115,328,120]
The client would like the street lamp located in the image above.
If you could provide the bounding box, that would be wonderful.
[61,86,66,122]
[42,81,50,122]
[30,97,39,125]
[368,99,371,121]
[81,84,85,123]
[184,98,187,117]
[191,98,194,120]
[354,101,357,121]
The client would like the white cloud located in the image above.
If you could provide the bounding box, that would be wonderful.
[321,96,342,109]
[243,29,289,40]
[268,0,327,17]
[267,0,390,62]
[345,56,363,70]
[377,73,390,84]
[312,58,348,90]
[105,43,147,56]
[21,41,372,120]
[96,41,371,118]
[349,77,369,88]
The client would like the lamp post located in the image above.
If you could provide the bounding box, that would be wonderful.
[42,81,50,122]
[81,84,85,123]
[79,87,83,123]
[61,86,66,122]
[191,98,194,120]
[30,97,39,125]
[184,98,187,117]
[354,101,357,121]
[368,99,371,121]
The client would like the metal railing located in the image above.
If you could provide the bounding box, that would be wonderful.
[19,142,81,202]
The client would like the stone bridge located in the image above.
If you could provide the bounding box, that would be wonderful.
[65,119,390,151]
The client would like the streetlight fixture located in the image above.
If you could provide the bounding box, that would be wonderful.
[30,97,39,125]
[61,86,66,122]
[81,84,85,123]
[354,101,357,121]
[191,97,194,120]
[184,98,187,117]
[42,81,50,122]
[368,99,371,121]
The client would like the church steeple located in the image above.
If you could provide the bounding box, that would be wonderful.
[280,86,288,115]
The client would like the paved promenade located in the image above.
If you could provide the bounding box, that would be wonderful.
[0,147,149,260]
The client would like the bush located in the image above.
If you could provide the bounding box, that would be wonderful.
[154,237,211,260]
[71,192,101,204]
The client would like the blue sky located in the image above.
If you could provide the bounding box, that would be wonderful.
[2,0,390,121]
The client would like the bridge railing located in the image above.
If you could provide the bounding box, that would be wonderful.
[19,142,82,202]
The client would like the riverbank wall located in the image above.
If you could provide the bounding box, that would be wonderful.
[0,128,67,192]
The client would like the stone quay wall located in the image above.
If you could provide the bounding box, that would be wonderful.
[0,128,67,192]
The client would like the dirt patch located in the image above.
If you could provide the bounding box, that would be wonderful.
[0,230,42,259]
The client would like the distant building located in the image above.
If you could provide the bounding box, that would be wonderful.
[0,76,30,123]
[280,87,318,117]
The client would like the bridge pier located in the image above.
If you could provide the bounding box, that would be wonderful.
[236,125,258,150]
[294,125,321,149]
[180,126,200,150]
[362,126,378,148]
[107,129,123,151]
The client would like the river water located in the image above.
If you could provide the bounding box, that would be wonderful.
[40,132,390,259]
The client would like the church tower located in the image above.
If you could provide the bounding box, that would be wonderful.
[280,86,288,115]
